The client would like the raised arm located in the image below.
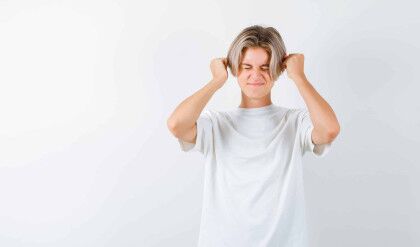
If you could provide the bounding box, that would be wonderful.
[282,53,340,144]
[166,58,228,143]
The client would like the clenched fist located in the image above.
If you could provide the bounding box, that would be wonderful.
[282,53,306,81]
[210,57,228,88]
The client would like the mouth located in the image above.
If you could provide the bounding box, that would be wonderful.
[247,83,264,87]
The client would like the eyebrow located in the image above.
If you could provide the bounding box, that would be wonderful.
[241,63,269,67]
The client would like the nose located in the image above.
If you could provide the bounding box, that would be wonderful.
[250,69,264,80]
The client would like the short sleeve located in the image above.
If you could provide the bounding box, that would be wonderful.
[297,108,332,157]
[177,110,214,155]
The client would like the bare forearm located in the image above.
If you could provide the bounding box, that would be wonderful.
[167,79,221,134]
[293,75,340,135]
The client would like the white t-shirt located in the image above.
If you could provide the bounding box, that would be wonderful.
[178,103,332,247]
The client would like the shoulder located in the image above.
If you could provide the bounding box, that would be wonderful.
[284,107,308,118]
[198,109,228,125]
[276,107,311,128]
[285,106,305,113]
[204,108,232,119]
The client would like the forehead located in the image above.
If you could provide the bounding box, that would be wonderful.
[241,47,270,66]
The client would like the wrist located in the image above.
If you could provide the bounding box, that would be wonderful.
[291,74,308,83]
[210,77,226,86]
[208,79,224,91]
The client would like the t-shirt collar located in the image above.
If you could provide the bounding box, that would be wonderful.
[235,103,277,115]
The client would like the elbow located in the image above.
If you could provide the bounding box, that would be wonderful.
[327,124,340,141]
[167,118,179,136]
[167,118,190,138]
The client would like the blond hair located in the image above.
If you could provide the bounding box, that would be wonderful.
[227,25,287,82]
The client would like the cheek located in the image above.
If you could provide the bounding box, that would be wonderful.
[237,72,247,82]
[263,71,273,81]
[238,72,252,81]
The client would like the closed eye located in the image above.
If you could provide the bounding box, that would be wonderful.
[243,67,269,70]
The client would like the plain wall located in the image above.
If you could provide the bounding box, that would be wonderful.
[0,0,419,246]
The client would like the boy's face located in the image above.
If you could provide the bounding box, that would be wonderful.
[237,47,274,99]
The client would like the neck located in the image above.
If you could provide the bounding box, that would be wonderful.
[238,92,272,108]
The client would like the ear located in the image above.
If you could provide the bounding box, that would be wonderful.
[280,63,286,73]
[282,54,289,64]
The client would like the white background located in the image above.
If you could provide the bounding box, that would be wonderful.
[1,0,419,246]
